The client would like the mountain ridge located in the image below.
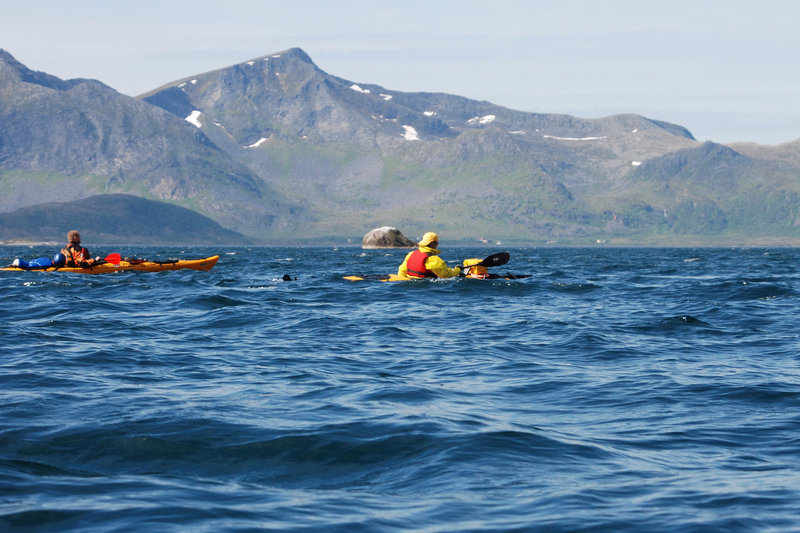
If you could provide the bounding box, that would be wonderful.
[2,47,799,245]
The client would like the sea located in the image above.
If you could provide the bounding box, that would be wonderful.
[2,245,800,532]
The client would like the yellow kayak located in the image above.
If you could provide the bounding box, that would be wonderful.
[1,255,220,274]
[343,274,411,282]
[343,272,530,282]
[344,252,515,282]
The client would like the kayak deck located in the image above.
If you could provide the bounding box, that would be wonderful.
[1,255,219,274]
[343,274,410,282]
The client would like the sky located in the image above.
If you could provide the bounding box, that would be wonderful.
[2,0,798,145]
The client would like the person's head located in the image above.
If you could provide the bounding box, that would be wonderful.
[418,232,439,249]
[67,230,80,244]
[52,253,66,267]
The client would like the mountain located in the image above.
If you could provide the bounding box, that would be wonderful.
[139,48,706,243]
[0,49,296,237]
[2,47,800,245]
[614,141,800,240]
[0,194,250,244]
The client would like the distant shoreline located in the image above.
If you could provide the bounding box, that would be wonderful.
[3,241,800,249]
[1,241,59,246]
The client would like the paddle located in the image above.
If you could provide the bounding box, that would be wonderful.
[50,252,122,269]
[99,253,122,265]
[461,252,510,269]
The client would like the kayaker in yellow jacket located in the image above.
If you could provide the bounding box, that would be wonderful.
[398,232,462,278]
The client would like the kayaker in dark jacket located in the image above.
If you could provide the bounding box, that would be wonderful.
[397,232,462,278]
[60,230,100,267]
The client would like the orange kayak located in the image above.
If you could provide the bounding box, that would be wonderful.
[1,255,220,274]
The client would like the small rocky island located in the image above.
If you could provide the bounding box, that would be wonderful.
[361,227,416,249]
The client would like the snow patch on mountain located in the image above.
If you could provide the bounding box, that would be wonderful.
[543,135,607,141]
[402,125,420,141]
[185,110,203,128]
[246,137,269,148]
[468,114,496,125]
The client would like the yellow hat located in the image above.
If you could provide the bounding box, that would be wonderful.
[418,232,439,247]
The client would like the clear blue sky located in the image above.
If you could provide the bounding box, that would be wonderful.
[2,0,798,145]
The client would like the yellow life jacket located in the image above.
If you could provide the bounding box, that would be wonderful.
[463,258,489,279]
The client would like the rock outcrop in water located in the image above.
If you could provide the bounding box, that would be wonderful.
[362,227,415,249]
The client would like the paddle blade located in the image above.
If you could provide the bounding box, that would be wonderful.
[480,252,510,268]
[104,253,122,265]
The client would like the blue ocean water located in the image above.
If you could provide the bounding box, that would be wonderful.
[2,245,800,532]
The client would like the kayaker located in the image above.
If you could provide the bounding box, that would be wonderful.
[462,258,491,279]
[397,232,462,279]
[60,230,100,267]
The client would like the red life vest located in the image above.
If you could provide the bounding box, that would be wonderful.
[406,250,436,278]
[62,243,90,266]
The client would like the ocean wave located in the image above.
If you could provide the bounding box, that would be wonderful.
[3,246,800,531]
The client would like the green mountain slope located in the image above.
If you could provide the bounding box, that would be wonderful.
[0,194,251,244]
